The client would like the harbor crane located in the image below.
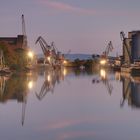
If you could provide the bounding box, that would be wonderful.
[102,41,113,57]
[120,31,131,63]
[35,36,53,65]
[35,36,64,67]
[100,41,113,66]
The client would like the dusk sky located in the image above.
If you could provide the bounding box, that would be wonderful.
[0,0,140,55]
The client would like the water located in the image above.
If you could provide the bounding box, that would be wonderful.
[0,67,140,140]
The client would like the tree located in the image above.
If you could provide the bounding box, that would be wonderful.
[0,42,28,70]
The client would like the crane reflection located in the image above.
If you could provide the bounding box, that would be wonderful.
[35,67,66,100]
[121,73,140,108]
[92,68,114,95]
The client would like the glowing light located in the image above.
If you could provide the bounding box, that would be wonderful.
[28,81,33,89]
[47,75,51,82]
[115,72,121,81]
[100,69,106,79]
[63,60,67,64]
[47,56,51,62]
[63,68,67,76]
[100,59,107,65]
[28,51,33,59]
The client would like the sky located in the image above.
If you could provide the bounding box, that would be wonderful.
[0,0,140,56]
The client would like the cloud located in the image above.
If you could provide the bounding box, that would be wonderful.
[39,0,135,17]
[40,0,97,15]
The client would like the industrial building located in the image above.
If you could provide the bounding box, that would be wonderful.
[122,31,140,64]
[0,15,27,50]
[0,35,25,50]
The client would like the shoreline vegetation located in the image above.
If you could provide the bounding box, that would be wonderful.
[0,43,30,73]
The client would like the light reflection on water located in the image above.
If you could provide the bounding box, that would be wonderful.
[0,67,140,139]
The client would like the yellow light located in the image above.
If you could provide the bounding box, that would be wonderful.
[100,69,106,79]
[28,51,33,59]
[47,56,51,62]
[47,75,51,82]
[115,72,121,81]
[63,60,67,64]
[28,81,33,89]
[63,68,67,76]
[100,59,107,65]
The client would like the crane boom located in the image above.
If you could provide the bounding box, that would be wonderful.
[35,36,52,56]
[102,41,113,57]
[105,41,113,56]
[35,36,50,48]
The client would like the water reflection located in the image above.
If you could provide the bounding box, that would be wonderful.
[0,72,37,126]
[0,67,77,126]
[92,68,114,95]
[0,73,36,103]
[35,67,96,101]
[91,67,140,109]
[1,67,140,139]
[121,73,140,108]
[2,67,140,128]
[35,67,65,100]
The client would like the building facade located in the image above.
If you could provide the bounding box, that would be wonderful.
[0,35,25,50]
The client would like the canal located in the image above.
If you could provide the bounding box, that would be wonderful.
[0,67,140,140]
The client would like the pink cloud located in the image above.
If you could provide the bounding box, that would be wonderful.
[39,0,136,17]
[40,0,97,15]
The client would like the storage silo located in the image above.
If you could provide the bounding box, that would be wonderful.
[131,32,140,62]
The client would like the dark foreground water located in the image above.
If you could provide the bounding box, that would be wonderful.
[0,67,140,140]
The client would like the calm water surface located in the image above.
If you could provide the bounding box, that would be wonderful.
[0,67,140,140]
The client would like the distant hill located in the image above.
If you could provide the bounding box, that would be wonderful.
[64,54,93,61]
[37,53,100,61]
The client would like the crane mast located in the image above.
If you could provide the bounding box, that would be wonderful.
[21,14,28,48]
